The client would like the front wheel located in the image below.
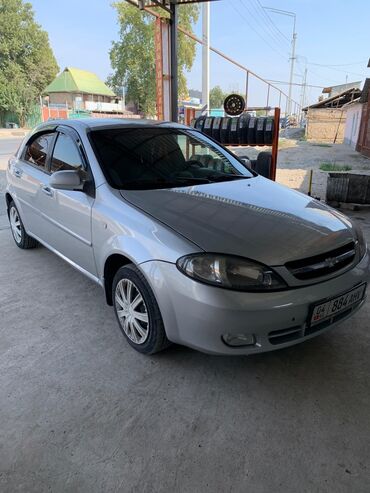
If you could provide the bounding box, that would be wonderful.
[112,264,171,354]
[8,201,38,249]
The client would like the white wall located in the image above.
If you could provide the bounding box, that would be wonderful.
[85,101,124,113]
[344,103,363,149]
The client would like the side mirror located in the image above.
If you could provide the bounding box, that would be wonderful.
[240,158,251,168]
[49,170,83,191]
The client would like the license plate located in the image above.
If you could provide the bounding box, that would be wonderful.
[310,283,366,326]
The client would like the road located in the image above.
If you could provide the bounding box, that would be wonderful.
[0,137,23,155]
[0,137,23,168]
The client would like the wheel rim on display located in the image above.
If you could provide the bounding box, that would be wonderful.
[224,94,245,116]
[115,279,149,344]
[10,207,22,243]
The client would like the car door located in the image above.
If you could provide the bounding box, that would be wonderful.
[36,127,97,278]
[9,131,56,237]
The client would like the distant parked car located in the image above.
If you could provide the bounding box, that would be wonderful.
[5,119,370,355]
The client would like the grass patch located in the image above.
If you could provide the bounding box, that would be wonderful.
[320,162,352,172]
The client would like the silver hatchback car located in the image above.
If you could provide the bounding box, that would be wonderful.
[6,119,370,355]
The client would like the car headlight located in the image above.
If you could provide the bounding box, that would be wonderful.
[176,254,287,292]
[356,226,367,259]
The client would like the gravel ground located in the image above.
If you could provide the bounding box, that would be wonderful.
[232,137,370,200]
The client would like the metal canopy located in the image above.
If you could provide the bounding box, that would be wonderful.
[126,0,219,121]
[129,0,218,8]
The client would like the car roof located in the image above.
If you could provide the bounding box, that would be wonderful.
[34,118,191,133]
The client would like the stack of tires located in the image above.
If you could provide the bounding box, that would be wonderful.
[193,114,274,146]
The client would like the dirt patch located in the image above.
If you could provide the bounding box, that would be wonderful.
[232,139,370,199]
[278,141,370,171]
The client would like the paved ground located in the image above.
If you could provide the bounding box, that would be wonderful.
[0,133,370,493]
[1,136,370,491]
[1,213,370,493]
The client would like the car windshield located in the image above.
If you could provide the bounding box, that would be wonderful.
[89,127,254,190]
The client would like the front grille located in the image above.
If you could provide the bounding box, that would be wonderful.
[286,241,356,280]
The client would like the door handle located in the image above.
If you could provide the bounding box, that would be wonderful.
[41,186,54,197]
[13,168,23,178]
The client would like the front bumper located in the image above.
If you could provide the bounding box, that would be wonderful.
[140,251,370,355]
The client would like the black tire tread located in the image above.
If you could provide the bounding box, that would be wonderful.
[256,152,272,179]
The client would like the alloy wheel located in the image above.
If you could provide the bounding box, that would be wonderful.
[9,206,22,244]
[115,279,149,344]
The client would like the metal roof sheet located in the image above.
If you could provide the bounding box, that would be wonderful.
[43,67,115,97]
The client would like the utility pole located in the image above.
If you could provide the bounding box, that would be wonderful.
[169,2,179,122]
[300,67,307,125]
[288,20,297,115]
[202,2,210,115]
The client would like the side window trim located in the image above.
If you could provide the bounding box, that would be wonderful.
[21,131,57,174]
[55,126,88,172]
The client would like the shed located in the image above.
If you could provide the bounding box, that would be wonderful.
[43,67,115,110]
[343,97,363,149]
[303,87,362,143]
[356,78,370,158]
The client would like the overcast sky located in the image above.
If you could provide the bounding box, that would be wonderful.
[30,0,370,108]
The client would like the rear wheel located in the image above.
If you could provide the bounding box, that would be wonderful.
[112,264,171,354]
[8,201,38,249]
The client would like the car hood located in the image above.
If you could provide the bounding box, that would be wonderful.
[120,176,356,266]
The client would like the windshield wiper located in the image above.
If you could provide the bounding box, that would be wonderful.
[121,177,210,190]
[205,174,250,182]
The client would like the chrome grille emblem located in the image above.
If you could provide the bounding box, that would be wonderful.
[324,257,339,269]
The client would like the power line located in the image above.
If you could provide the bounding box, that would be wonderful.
[236,0,289,57]
[310,60,367,67]
[266,79,326,89]
[247,0,290,49]
[230,2,288,62]
[254,0,291,44]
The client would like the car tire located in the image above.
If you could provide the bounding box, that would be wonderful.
[256,152,272,179]
[202,116,214,137]
[248,158,257,171]
[8,201,38,249]
[211,117,222,142]
[229,117,239,145]
[220,117,231,144]
[238,114,250,145]
[264,117,274,145]
[255,117,266,145]
[195,115,206,132]
[112,264,171,355]
[247,117,257,145]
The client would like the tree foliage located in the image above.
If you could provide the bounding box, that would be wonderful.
[0,0,58,125]
[209,85,227,109]
[108,3,199,116]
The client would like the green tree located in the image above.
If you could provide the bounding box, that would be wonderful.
[108,3,199,116]
[209,85,226,109]
[0,0,58,126]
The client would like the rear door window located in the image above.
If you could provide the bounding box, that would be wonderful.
[24,133,55,171]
